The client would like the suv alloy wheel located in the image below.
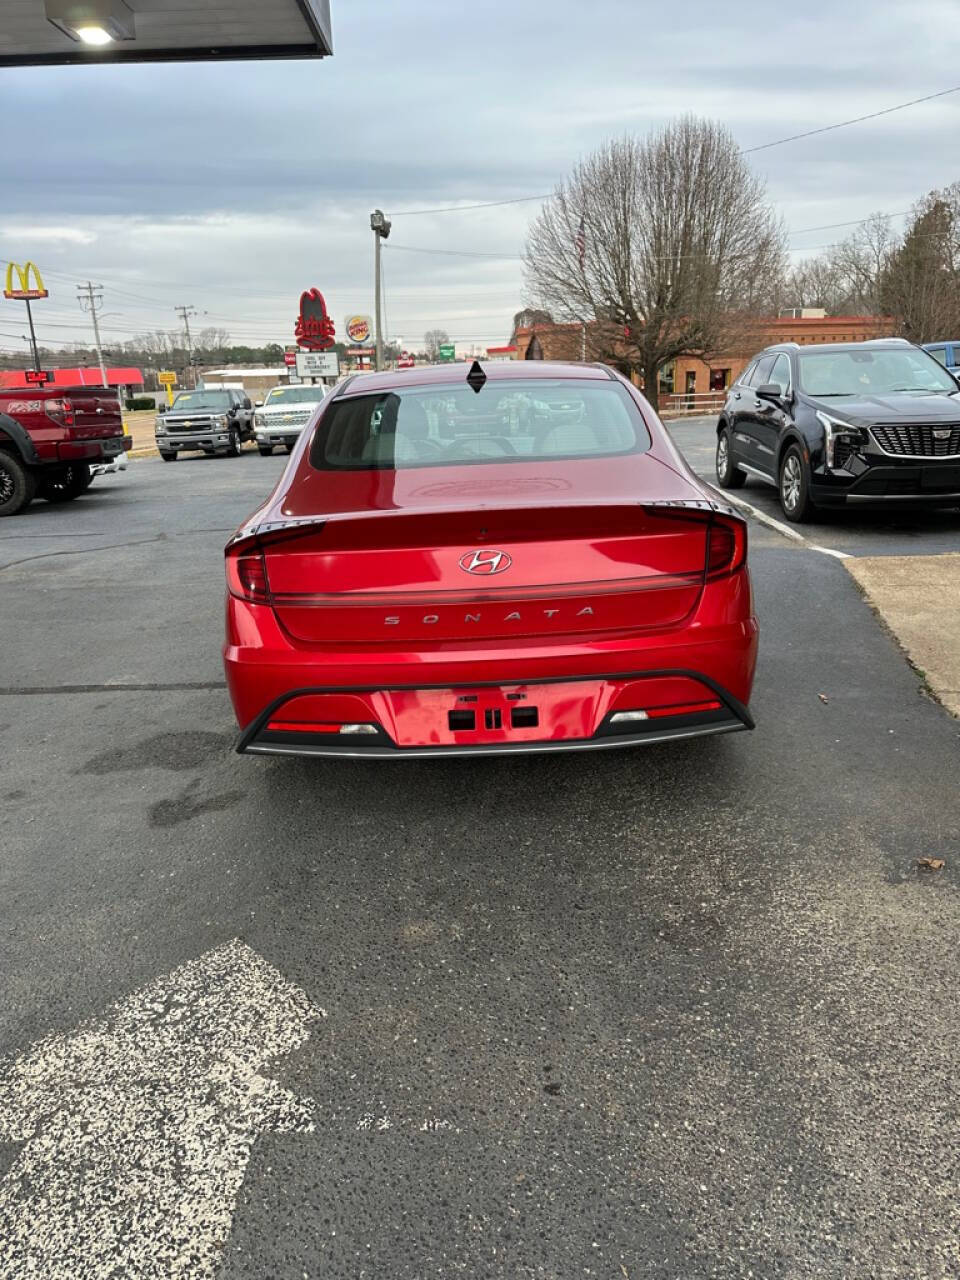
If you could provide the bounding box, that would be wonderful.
[779,445,814,522]
[716,426,746,489]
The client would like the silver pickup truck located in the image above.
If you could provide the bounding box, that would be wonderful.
[155,389,255,460]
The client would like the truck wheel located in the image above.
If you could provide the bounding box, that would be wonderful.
[38,463,91,503]
[258,445,273,457]
[159,451,178,462]
[226,429,241,457]
[0,451,37,517]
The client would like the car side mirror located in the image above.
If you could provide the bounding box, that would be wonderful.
[255,400,264,408]
[157,404,166,414]
[244,398,252,409]
[755,383,788,403]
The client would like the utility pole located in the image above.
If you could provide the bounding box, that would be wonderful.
[369,209,392,371]
[77,282,108,385]
[175,304,198,387]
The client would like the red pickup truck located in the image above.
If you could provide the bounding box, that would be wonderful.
[0,387,131,516]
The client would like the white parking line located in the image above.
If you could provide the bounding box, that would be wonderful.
[720,491,851,559]
[0,940,323,1280]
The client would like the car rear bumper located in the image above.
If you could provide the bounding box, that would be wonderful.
[234,668,754,758]
[225,579,758,757]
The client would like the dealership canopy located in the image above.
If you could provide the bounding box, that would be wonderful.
[1,0,332,66]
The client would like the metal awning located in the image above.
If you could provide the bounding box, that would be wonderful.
[0,0,333,66]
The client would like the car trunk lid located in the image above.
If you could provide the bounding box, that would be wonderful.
[259,501,719,644]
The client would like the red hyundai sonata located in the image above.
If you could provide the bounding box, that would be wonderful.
[223,361,757,757]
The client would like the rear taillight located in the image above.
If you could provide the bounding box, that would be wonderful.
[45,397,75,427]
[226,550,269,602]
[706,515,746,580]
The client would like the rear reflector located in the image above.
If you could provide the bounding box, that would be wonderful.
[646,700,722,718]
[338,723,378,735]
[610,710,650,724]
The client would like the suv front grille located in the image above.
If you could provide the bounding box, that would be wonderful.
[870,423,960,457]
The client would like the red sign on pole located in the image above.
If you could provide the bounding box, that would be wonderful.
[284,350,297,366]
[24,369,52,385]
[294,289,336,351]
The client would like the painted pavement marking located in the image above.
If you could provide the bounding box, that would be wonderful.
[0,940,322,1279]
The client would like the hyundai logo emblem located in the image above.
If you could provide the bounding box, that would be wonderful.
[459,549,512,576]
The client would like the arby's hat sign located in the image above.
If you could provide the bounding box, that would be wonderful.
[295,289,336,351]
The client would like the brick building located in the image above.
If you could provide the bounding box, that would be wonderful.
[514,312,895,397]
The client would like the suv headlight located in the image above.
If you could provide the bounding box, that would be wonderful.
[155,420,166,435]
[254,413,265,426]
[217,414,229,428]
[816,411,861,469]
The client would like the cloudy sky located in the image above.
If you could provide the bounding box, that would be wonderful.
[1,0,959,360]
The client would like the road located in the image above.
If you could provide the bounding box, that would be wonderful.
[2,444,959,1279]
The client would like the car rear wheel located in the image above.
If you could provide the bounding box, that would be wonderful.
[39,464,91,504]
[716,427,746,489]
[159,451,178,462]
[0,451,37,517]
[258,445,273,457]
[779,445,815,523]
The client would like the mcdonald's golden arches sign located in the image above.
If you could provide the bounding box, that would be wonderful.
[4,261,48,300]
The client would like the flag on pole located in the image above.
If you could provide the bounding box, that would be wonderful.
[575,213,586,270]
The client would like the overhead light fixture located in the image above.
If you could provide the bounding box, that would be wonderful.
[45,0,135,45]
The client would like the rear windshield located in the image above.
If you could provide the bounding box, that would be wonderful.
[309,379,649,470]
[264,386,326,405]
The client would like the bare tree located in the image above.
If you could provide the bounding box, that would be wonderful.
[423,329,450,360]
[785,213,896,314]
[523,119,786,409]
[879,186,960,341]
[509,307,553,343]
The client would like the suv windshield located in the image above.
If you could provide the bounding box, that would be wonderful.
[798,348,958,397]
[170,391,233,410]
[310,379,649,470]
[264,386,326,405]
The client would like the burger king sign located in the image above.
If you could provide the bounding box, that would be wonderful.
[344,314,374,347]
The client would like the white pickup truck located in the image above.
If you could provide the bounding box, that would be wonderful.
[253,384,327,455]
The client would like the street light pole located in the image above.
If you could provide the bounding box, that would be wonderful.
[370,209,392,372]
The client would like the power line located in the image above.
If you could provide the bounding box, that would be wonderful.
[385,244,523,260]
[388,85,960,218]
[742,84,960,154]
[392,193,552,217]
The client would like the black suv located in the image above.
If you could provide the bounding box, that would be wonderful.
[715,338,960,521]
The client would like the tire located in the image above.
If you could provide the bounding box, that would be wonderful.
[0,451,37,517]
[258,445,274,457]
[38,463,91,504]
[225,430,241,457]
[778,444,815,523]
[78,468,96,491]
[159,451,178,462]
[715,426,746,489]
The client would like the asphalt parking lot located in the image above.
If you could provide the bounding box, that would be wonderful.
[2,441,960,1279]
